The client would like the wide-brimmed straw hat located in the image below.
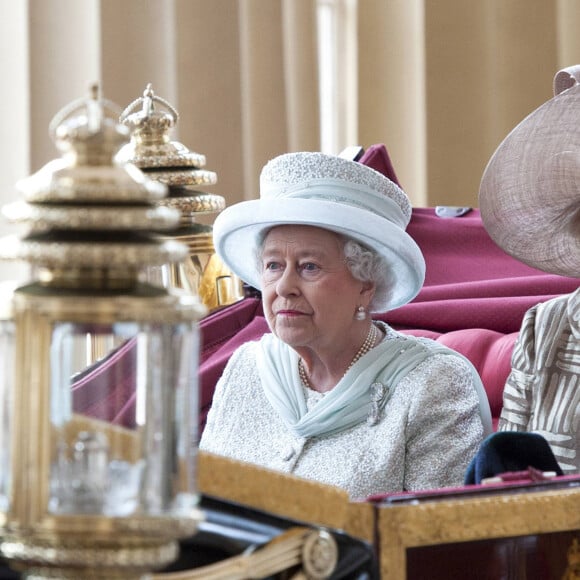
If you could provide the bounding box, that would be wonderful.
[212,151,425,312]
[479,66,580,278]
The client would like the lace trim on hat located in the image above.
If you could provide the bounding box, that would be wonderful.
[261,152,412,222]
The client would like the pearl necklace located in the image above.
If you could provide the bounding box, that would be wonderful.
[298,323,380,389]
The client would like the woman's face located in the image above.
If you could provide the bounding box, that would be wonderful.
[260,225,373,352]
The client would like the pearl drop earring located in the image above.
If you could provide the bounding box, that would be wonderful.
[355,306,366,321]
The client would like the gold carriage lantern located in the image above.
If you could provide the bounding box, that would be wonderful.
[0,86,206,579]
[117,84,244,311]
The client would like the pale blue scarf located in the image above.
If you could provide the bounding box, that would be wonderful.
[256,327,492,438]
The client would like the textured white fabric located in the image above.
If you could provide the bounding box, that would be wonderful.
[200,324,485,499]
[261,162,409,225]
[499,287,580,474]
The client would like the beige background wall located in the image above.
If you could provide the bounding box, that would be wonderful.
[358,0,574,206]
[0,0,579,282]
[425,0,559,207]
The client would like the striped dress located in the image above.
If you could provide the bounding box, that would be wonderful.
[499,287,580,474]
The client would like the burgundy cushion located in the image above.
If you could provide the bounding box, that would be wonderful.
[358,143,402,188]
[385,207,579,334]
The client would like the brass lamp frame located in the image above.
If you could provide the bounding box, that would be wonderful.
[0,85,207,579]
[1,286,204,579]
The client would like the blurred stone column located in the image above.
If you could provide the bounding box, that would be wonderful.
[425,0,557,206]
[283,0,320,153]
[29,0,101,171]
[0,0,100,281]
[556,0,580,68]
[358,0,426,205]
[238,0,288,201]
[100,0,178,117]
[174,0,245,208]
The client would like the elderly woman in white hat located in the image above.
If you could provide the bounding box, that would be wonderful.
[200,152,491,498]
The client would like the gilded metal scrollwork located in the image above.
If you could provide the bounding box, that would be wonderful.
[563,538,580,580]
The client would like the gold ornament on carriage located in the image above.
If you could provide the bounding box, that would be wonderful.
[117,84,244,311]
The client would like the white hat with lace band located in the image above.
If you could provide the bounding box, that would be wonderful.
[212,152,425,312]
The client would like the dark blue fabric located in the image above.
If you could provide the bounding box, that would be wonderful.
[464,431,564,485]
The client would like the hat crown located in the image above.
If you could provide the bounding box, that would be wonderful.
[260,152,412,228]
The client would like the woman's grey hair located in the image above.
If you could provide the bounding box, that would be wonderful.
[255,228,393,312]
[341,236,393,312]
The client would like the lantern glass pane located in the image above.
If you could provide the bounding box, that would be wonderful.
[48,320,199,517]
[0,319,14,513]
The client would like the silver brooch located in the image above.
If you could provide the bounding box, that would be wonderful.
[367,382,388,426]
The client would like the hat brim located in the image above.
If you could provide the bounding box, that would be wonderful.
[479,76,580,278]
[213,198,425,312]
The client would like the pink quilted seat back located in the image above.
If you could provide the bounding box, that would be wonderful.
[437,329,516,429]
[401,328,516,430]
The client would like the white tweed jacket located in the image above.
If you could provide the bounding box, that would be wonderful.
[499,287,580,473]
[200,325,484,499]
